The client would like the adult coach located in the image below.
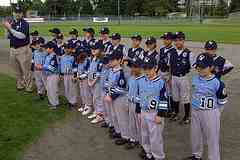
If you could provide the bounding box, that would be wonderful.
[2,5,32,92]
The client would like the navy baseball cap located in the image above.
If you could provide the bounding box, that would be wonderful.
[69,28,78,35]
[91,42,105,50]
[30,30,39,36]
[36,37,45,44]
[83,27,95,35]
[100,27,110,34]
[110,33,121,40]
[131,34,142,41]
[108,50,123,60]
[194,53,214,68]
[145,37,157,45]
[42,41,56,49]
[160,32,174,40]
[49,28,61,34]
[205,40,218,50]
[13,4,24,13]
[142,57,157,69]
[174,31,185,40]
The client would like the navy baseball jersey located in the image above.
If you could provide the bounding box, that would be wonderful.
[158,46,176,72]
[104,68,127,100]
[170,48,193,76]
[54,44,65,56]
[106,44,128,57]
[143,49,159,62]
[98,40,112,53]
[136,75,168,115]
[43,53,59,75]
[82,38,96,55]
[192,75,227,110]
[127,47,145,61]
[212,55,234,79]
[68,38,82,48]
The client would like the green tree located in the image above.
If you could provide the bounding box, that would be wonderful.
[213,0,229,16]
[230,0,240,12]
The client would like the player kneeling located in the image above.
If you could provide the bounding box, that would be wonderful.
[183,53,228,160]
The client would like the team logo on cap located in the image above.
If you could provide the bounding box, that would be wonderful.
[199,55,205,61]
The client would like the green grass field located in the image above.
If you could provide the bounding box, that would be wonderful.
[0,74,67,160]
[1,21,240,44]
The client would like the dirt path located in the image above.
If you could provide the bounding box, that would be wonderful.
[0,39,239,160]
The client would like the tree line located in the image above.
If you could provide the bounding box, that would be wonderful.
[0,0,240,17]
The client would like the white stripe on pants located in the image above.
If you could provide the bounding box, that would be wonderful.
[108,101,120,133]
[114,96,129,139]
[191,108,221,160]
[46,74,59,106]
[141,111,165,160]
[64,74,77,104]
[34,71,46,94]
[128,102,141,142]
[79,79,92,106]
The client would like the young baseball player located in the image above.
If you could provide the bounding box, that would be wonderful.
[49,28,61,44]
[87,42,105,124]
[127,34,145,61]
[60,42,78,110]
[136,57,169,160]
[99,27,112,53]
[125,59,143,150]
[74,47,92,114]
[68,28,82,48]
[183,53,228,160]
[30,30,39,52]
[103,50,128,145]
[82,27,96,56]
[106,33,128,57]
[30,30,39,41]
[99,55,112,128]
[31,37,47,100]
[158,32,176,117]
[43,41,60,109]
[169,31,195,124]
[158,32,175,78]
[55,33,65,56]
[144,37,159,61]
[204,40,234,79]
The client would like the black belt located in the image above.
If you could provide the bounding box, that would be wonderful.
[172,73,188,77]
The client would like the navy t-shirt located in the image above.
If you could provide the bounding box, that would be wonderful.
[9,19,30,48]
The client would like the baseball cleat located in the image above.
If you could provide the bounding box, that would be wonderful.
[101,122,109,128]
[88,112,97,119]
[91,116,104,124]
[82,107,92,116]
[124,140,138,150]
[179,116,191,125]
[78,107,85,112]
[115,138,128,145]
